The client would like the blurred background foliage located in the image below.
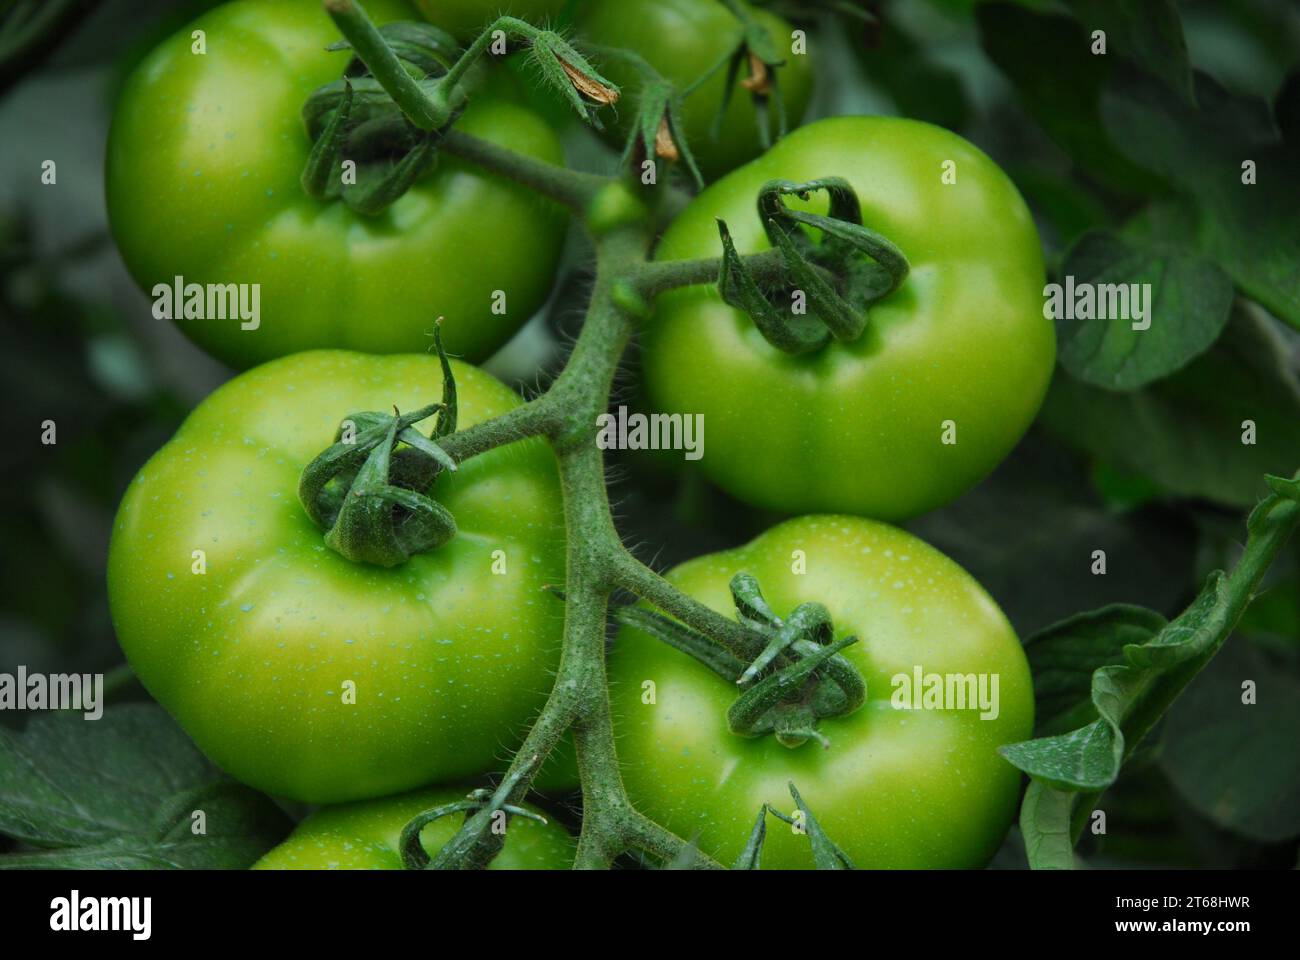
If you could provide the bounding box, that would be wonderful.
[0,0,1296,868]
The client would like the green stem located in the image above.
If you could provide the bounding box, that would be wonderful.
[324,0,442,129]
[418,219,711,868]
[437,395,556,463]
[439,16,538,91]
[440,129,612,212]
[612,553,763,663]
[634,248,791,299]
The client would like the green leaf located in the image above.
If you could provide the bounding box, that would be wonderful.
[1101,69,1300,328]
[0,704,291,869]
[1056,230,1233,390]
[1004,474,1300,867]
[1026,604,1168,737]
[1019,780,1080,870]
[1002,575,1230,791]
[1042,304,1300,508]
[1159,639,1300,843]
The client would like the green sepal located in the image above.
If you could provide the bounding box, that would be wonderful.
[776,782,856,869]
[729,573,866,719]
[319,415,458,567]
[718,218,828,354]
[726,634,858,746]
[718,178,910,353]
[612,571,868,749]
[707,0,789,147]
[427,758,544,870]
[430,321,457,437]
[399,789,545,871]
[732,807,768,870]
[342,128,440,216]
[298,332,462,567]
[618,76,704,191]
[302,20,461,215]
[528,31,620,129]
[301,78,354,200]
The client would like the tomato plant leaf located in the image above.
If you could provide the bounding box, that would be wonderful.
[1018,780,1080,871]
[0,704,291,869]
[1002,474,1300,868]
[1025,604,1168,737]
[1056,230,1233,390]
[1042,303,1300,508]
[1101,69,1300,329]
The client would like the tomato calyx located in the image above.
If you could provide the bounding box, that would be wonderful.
[398,758,544,869]
[705,0,792,150]
[319,3,619,182]
[717,177,910,354]
[624,77,705,190]
[614,573,867,749]
[301,21,464,215]
[591,45,706,189]
[298,325,460,568]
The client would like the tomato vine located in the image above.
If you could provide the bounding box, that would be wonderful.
[305,0,1300,871]
[315,0,881,869]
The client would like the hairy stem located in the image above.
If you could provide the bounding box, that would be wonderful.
[440,130,612,212]
[634,248,834,298]
[324,0,443,128]
[612,552,762,662]
[437,395,556,463]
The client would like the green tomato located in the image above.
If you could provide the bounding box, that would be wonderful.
[107,351,566,804]
[578,0,814,181]
[645,116,1054,521]
[608,515,1034,869]
[106,0,567,370]
[253,786,574,869]
[414,0,569,41]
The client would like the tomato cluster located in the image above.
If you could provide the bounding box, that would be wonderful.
[104,0,1049,869]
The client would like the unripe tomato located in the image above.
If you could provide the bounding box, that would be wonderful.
[108,351,567,804]
[106,0,568,369]
[645,116,1055,521]
[609,516,1034,868]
